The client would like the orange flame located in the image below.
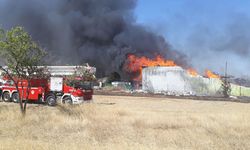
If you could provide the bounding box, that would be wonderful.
[125,54,220,81]
[205,70,220,78]
[125,54,177,81]
[187,68,198,77]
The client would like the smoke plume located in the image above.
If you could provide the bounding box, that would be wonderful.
[0,0,187,77]
[185,14,250,76]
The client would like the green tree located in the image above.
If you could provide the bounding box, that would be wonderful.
[76,64,96,81]
[221,77,231,98]
[0,26,46,115]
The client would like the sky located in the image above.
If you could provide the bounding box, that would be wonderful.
[0,0,250,77]
[135,0,250,77]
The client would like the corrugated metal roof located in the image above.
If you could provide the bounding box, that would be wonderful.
[0,66,96,76]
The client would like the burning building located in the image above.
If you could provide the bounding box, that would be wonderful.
[142,66,250,97]
[142,66,221,96]
[125,54,250,97]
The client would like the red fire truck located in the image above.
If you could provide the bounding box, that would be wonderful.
[0,66,95,106]
[1,77,93,106]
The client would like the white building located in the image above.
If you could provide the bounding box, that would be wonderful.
[142,66,222,96]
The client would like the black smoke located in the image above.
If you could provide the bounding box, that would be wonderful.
[0,0,187,77]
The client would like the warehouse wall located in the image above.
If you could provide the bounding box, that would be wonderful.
[142,66,250,97]
[142,67,193,95]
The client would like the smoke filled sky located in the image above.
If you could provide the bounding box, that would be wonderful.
[0,0,249,77]
[0,0,189,78]
[135,0,250,76]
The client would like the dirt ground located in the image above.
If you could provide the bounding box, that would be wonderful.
[0,95,250,150]
[94,89,250,103]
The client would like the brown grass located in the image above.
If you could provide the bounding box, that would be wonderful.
[0,95,250,150]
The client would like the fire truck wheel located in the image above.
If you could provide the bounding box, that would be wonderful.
[12,92,19,103]
[62,96,73,105]
[2,92,11,102]
[46,94,56,106]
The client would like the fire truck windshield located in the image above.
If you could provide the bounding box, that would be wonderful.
[5,80,14,86]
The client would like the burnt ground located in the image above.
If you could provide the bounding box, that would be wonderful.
[94,89,250,103]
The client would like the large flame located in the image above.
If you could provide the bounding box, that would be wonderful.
[125,54,219,81]
[205,70,220,78]
[125,54,177,81]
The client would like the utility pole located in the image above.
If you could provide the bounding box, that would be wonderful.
[221,62,231,98]
[225,62,227,78]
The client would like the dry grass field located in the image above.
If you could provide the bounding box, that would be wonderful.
[0,95,250,150]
